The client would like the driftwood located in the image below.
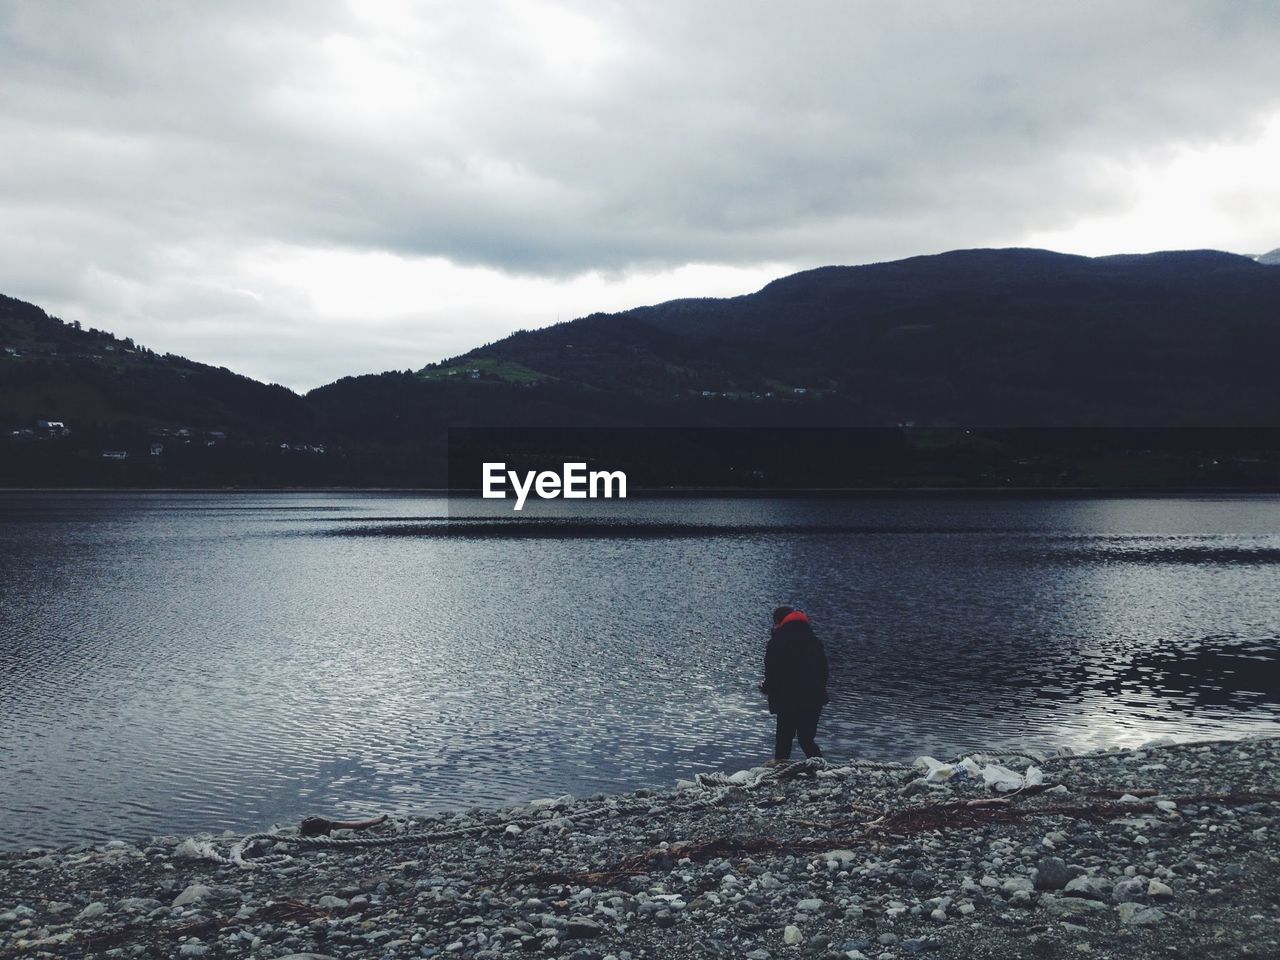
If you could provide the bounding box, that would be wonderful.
[499,789,1280,889]
[75,899,322,955]
[299,814,388,837]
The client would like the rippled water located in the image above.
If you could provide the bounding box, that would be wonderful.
[1,491,1278,850]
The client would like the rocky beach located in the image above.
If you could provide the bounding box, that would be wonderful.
[2,736,1277,960]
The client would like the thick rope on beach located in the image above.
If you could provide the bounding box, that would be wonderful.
[190,756,832,869]
[188,736,1256,870]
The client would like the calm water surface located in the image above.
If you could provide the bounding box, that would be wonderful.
[1,491,1278,850]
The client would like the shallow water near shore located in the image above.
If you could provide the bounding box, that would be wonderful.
[1,491,1278,851]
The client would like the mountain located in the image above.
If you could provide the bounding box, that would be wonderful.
[0,293,322,485]
[1256,248,1280,266]
[406,248,1280,427]
[0,294,312,432]
[5,248,1280,487]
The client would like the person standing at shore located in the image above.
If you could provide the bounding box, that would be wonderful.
[759,606,829,763]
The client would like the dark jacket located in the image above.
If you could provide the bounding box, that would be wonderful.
[762,610,830,714]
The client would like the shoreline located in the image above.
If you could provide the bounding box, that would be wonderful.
[2,736,1277,959]
[4,486,1280,497]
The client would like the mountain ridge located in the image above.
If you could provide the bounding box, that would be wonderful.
[5,247,1280,486]
[417,247,1279,427]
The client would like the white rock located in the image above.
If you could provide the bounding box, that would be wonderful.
[529,794,574,810]
[783,924,803,945]
[75,902,107,920]
[824,849,858,867]
[1118,903,1167,925]
[173,839,213,860]
[1063,876,1110,901]
[172,885,212,908]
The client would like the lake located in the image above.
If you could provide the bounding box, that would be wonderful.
[1,491,1277,851]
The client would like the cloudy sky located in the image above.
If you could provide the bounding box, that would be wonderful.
[3,1,1280,391]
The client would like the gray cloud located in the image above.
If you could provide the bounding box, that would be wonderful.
[3,0,1280,388]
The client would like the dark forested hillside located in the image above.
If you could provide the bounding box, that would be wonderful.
[0,294,322,486]
[0,294,312,432]
[439,249,1280,427]
[5,248,1280,487]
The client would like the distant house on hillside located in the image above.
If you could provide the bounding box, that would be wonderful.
[150,443,164,456]
[101,450,129,460]
[36,420,70,437]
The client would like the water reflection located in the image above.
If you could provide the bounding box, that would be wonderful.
[1094,636,1278,707]
[0,491,1277,850]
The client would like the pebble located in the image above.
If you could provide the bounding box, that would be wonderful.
[171,884,212,907]
[567,916,604,938]
[74,901,107,920]
[1117,903,1167,925]
[1042,895,1108,919]
[1112,877,1146,903]
[0,737,1273,960]
[1063,875,1111,901]
[1034,855,1072,890]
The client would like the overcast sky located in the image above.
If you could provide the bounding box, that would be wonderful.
[3,1,1280,391]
